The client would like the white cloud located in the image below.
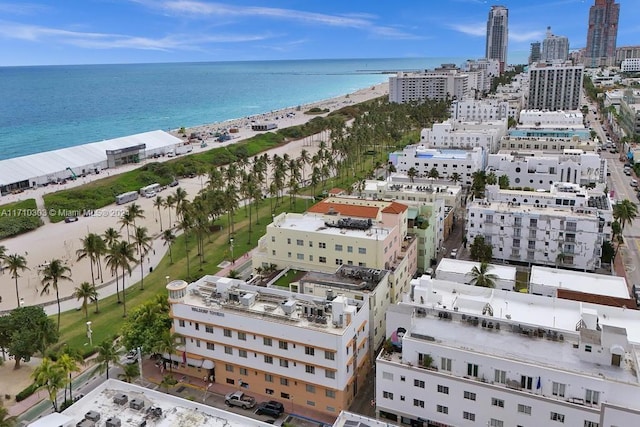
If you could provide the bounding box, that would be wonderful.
[448,23,486,37]
[510,29,545,42]
[0,2,48,15]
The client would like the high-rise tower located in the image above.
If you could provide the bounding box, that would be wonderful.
[485,5,509,74]
[542,26,569,61]
[585,0,620,67]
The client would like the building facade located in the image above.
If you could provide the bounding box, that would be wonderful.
[389,69,470,103]
[542,27,569,61]
[487,149,607,189]
[486,5,509,73]
[376,277,640,427]
[616,45,640,64]
[449,99,511,122]
[466,183,612,271]
[585,0,620,67]
[419,119,508,154]
[391,145,485,186]
[621,58,640,73]
[167,277,370,417]
[527,62,584,111]
[529,41,541,64]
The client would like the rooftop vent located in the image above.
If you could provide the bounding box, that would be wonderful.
[130,398,145,410]
[76,420,96,427]
[113,394,128,405]
[106,417,122,427]
[85,411,101,422]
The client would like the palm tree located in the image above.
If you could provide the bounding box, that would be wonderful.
[73,281,97,320]
[0,404,17,427]
[153,331,182,374]
[427,167,440,180]
[407,167,418,183]
[76,233,103,288]
[486,172,498,186]
[40,259,72,332]
[613,199,638,231]
[162,229,176,264]
[103,227,121,247]
[164,195,176,229]
[105,241,136,317]
[467,262,498,288]
[3,253,29,308]
[153,195,165,231]
[32,357,65,412]
[133,226,153,290]
[94,339,122,380]
[118,363,140,383]
[449,172,462,185]
[179,209,193,279]
[173,187,188,221]
[57,353,80,404]
[118,210,134,243]
[126,203,145,227]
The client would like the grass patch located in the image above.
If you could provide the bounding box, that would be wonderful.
[0,198,43,239]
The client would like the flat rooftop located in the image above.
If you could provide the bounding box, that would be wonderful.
[180,276,362,335]
[272,212,394,239]
[298,265,390,292]
[469,200,602,218]
[435,258,516,282]
[58,379,273,427]
[530,266,630,299]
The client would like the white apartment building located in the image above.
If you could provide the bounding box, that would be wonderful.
[389,69,470,103]
[167,276,370,417]
[500,135,597,152]
[487,149,607,189]
[252,197,418,299]
[518,109,584,128]
[361,174,463,211]
[542,27,570,62]
[449,99,510,122]
[527,62,584,111]
[466,183,612,271]
[621,58,640,73]
[420,119,508,153]
[376,277,640,427]
[434,258,517,292]
[391,145,485,186]
[462,58,501,79]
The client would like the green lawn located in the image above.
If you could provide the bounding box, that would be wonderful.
[0,198,43,239]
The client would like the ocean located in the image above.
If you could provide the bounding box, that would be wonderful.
[0,57,465,161]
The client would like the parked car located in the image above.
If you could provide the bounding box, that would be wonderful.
[625,169,632,176]
[169,179,179,187]
[64,216,78,223]
[450,249,458,259]
[123,350,138,364]
[255,401,285,417]
[225,391,256,409]
[631,179,638,188]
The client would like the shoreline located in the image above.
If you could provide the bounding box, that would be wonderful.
[0,82,389,310]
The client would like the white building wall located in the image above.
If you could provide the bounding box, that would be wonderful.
[420,119,508,154]
[621,58,640,72]
[389,71,470,103]
[392,146,485,186]
[449,99,510,121]
[519,110,584,128]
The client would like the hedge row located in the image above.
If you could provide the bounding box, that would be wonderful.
[16,382,39,402]
[0,199,43,239]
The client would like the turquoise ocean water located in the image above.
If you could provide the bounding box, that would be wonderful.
[0,58,464,161]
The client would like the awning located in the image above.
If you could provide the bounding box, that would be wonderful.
[164,353,214,369]
[202,359,215,369]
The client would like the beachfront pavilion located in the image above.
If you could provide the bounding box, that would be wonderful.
[0,130,182,195]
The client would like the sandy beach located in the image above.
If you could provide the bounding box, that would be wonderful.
[0,82,388,312]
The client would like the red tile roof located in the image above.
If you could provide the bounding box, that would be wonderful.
[328,188,346,195]
[381,201,408,214]
[308,202,379,219]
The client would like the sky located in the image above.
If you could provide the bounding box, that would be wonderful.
[0,0,639,66]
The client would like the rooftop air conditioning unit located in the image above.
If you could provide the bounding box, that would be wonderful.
[106,418,122,427]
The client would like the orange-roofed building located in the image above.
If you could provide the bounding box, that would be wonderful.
[252,196,417,302]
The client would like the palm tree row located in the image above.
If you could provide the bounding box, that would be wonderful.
[31,348,82,412]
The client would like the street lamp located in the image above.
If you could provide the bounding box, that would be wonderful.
[86,321,93,346]
[230,238,235,264]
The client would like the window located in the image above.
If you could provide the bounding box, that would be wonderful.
[238,350,247,358]
[463,412,475,421]
[305,365,315,374]
[325,351,335,360]
[263,337,272,346]
[319,256,327,263]
[195,323,200,331]
[305,346,315,356]
[306,384,315,393]
[585,345,592,353]
[225,364,233,372]
[280,359,289,368]
[414,379,425,388]
[413,399,425,408]
[226,378,235,385]
[584,422,599,427]
[239,368,247,375]
[518,404,532,415]
[206,342,215,350]
[467,363,479,377]
[436,405,448,414]
[178,319,185,327]
[281,392,290,399]
[521,375,533,390]
[553,382,566,397]
[494,369,506,384]
[492,398,504,408]
[265,388,274,395]
[279,341,288,350]
[287,238,291,244]
[358,247,367,254]
[585,389,599,405]
[440,357,452,371]
[464,391,476,401]
[400,376,405,382]
[223,329,232,337]
[297,253,304,260]
[264,355,273,364]
[437,385,449,394]
[489,419,504,427]
[296,239,303,246]
[335,244,343,251]
[325,370,336,379]
[347,246,353,253]
[205,325,214,334]
[280,378,288,386]
[319,242,326,249]
[335,258,343,265]
[550,412,565,423]
[224,346,232,355]
[326,390,335,398]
